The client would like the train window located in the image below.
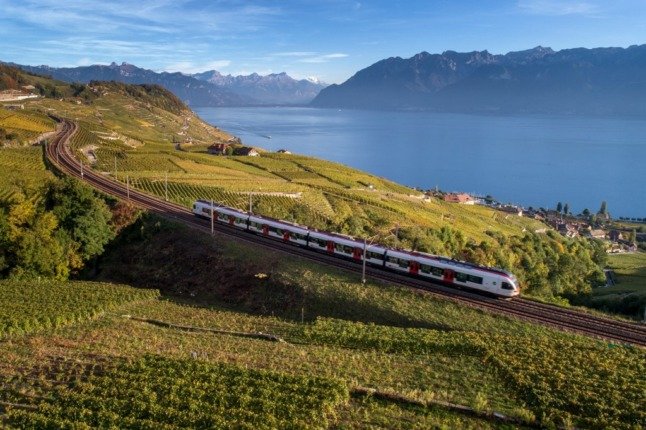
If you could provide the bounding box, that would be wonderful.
[455,272,468,282]
[367,251,383,260]
[312,238,326,247]
[420,264,431,274]
[467,275,483,284]
[218,213,228,220]
[387,256,398,263]
[202,208,210,214]
[431,267,444,277]
[501,282,513,290]
[398,259,409,268]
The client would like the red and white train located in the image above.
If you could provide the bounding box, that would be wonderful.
[193,200,520,298]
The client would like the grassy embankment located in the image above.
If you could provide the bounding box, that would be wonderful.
[579,252,646,317]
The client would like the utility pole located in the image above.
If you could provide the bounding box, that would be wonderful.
[114,156,117,180]
[126,175,130,201]
[362,237,367,284]
[249,192,252,213]
[165,171,168,201]
[80,160,84,178]
[211,199,214,235]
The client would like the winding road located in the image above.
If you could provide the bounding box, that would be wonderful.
[46,118,646,347]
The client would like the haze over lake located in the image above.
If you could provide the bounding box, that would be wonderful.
[196,107,646,217]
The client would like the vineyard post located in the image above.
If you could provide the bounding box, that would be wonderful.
[165,171,168,201]
[249,192,252,214]
[362,237,367,284]
[127,175,130,201]
[211,199,214,235]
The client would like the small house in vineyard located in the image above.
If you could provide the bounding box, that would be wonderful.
[207,143,230,155]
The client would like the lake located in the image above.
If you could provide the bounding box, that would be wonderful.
[195,107,646,218]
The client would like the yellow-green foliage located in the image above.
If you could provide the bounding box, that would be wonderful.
[0,280,159,337]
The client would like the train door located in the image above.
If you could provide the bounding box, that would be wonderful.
[282,231,290,242]
[353,247,362,261]
[262,225,269,236]
[443,269,455,283]
[409,261,419,275]
[326,241,334,253]
[228,215,235,226]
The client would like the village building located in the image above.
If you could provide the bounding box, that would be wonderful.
[557,223,579,238]
[276,149,291,154]
[586,229,606,239]
[608,230,624,242]
[498,205,523,216]
[443,193,475,204]
[207,143,231,155]
[233,147,259,157]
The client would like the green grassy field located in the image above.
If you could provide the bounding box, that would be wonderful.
[608,252,646,292]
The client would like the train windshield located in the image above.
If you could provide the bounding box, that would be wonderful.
[501,282,514,290]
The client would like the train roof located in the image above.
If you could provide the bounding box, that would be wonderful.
[248,214,310,233]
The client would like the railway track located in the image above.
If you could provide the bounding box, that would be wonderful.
[46,119,646,347]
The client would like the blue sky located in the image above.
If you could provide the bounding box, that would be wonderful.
[1,0,644,83]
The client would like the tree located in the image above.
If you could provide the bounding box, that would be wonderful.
[556,202,563,213]
[598,201,608,216]
[45,178,114,263]
[629,229,637,244]
[0,195,70,279]
[563,203,570,215]
[582,208,590,217]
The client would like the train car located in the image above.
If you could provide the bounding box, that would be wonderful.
[193,200,249,229]
[248,214,310,246]
[307,231,388,264]
[384,249,518,297]
[192,199,519,298]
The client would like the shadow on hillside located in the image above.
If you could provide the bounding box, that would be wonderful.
[85,213,452,331]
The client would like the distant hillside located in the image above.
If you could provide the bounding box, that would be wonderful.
[192,70,327,105]
[6,62,326,107]
[311,45,646,116]
[8,62,251,107]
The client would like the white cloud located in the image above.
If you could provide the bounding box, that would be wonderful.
[298,53,349,63]
[517,0,600,16]
[272,51,317,57]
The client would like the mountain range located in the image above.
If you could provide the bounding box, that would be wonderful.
[6,62,327,107]
[311,45,646,116]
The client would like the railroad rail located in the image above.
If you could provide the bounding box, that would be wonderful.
[45,119,646,347]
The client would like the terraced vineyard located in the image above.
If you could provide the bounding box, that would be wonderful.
[0,280,159,337]
[0,107,54,144]
[2,355,348,429]
[0,146,54,201]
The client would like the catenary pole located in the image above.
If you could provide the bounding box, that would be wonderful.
[362,237,367,284]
